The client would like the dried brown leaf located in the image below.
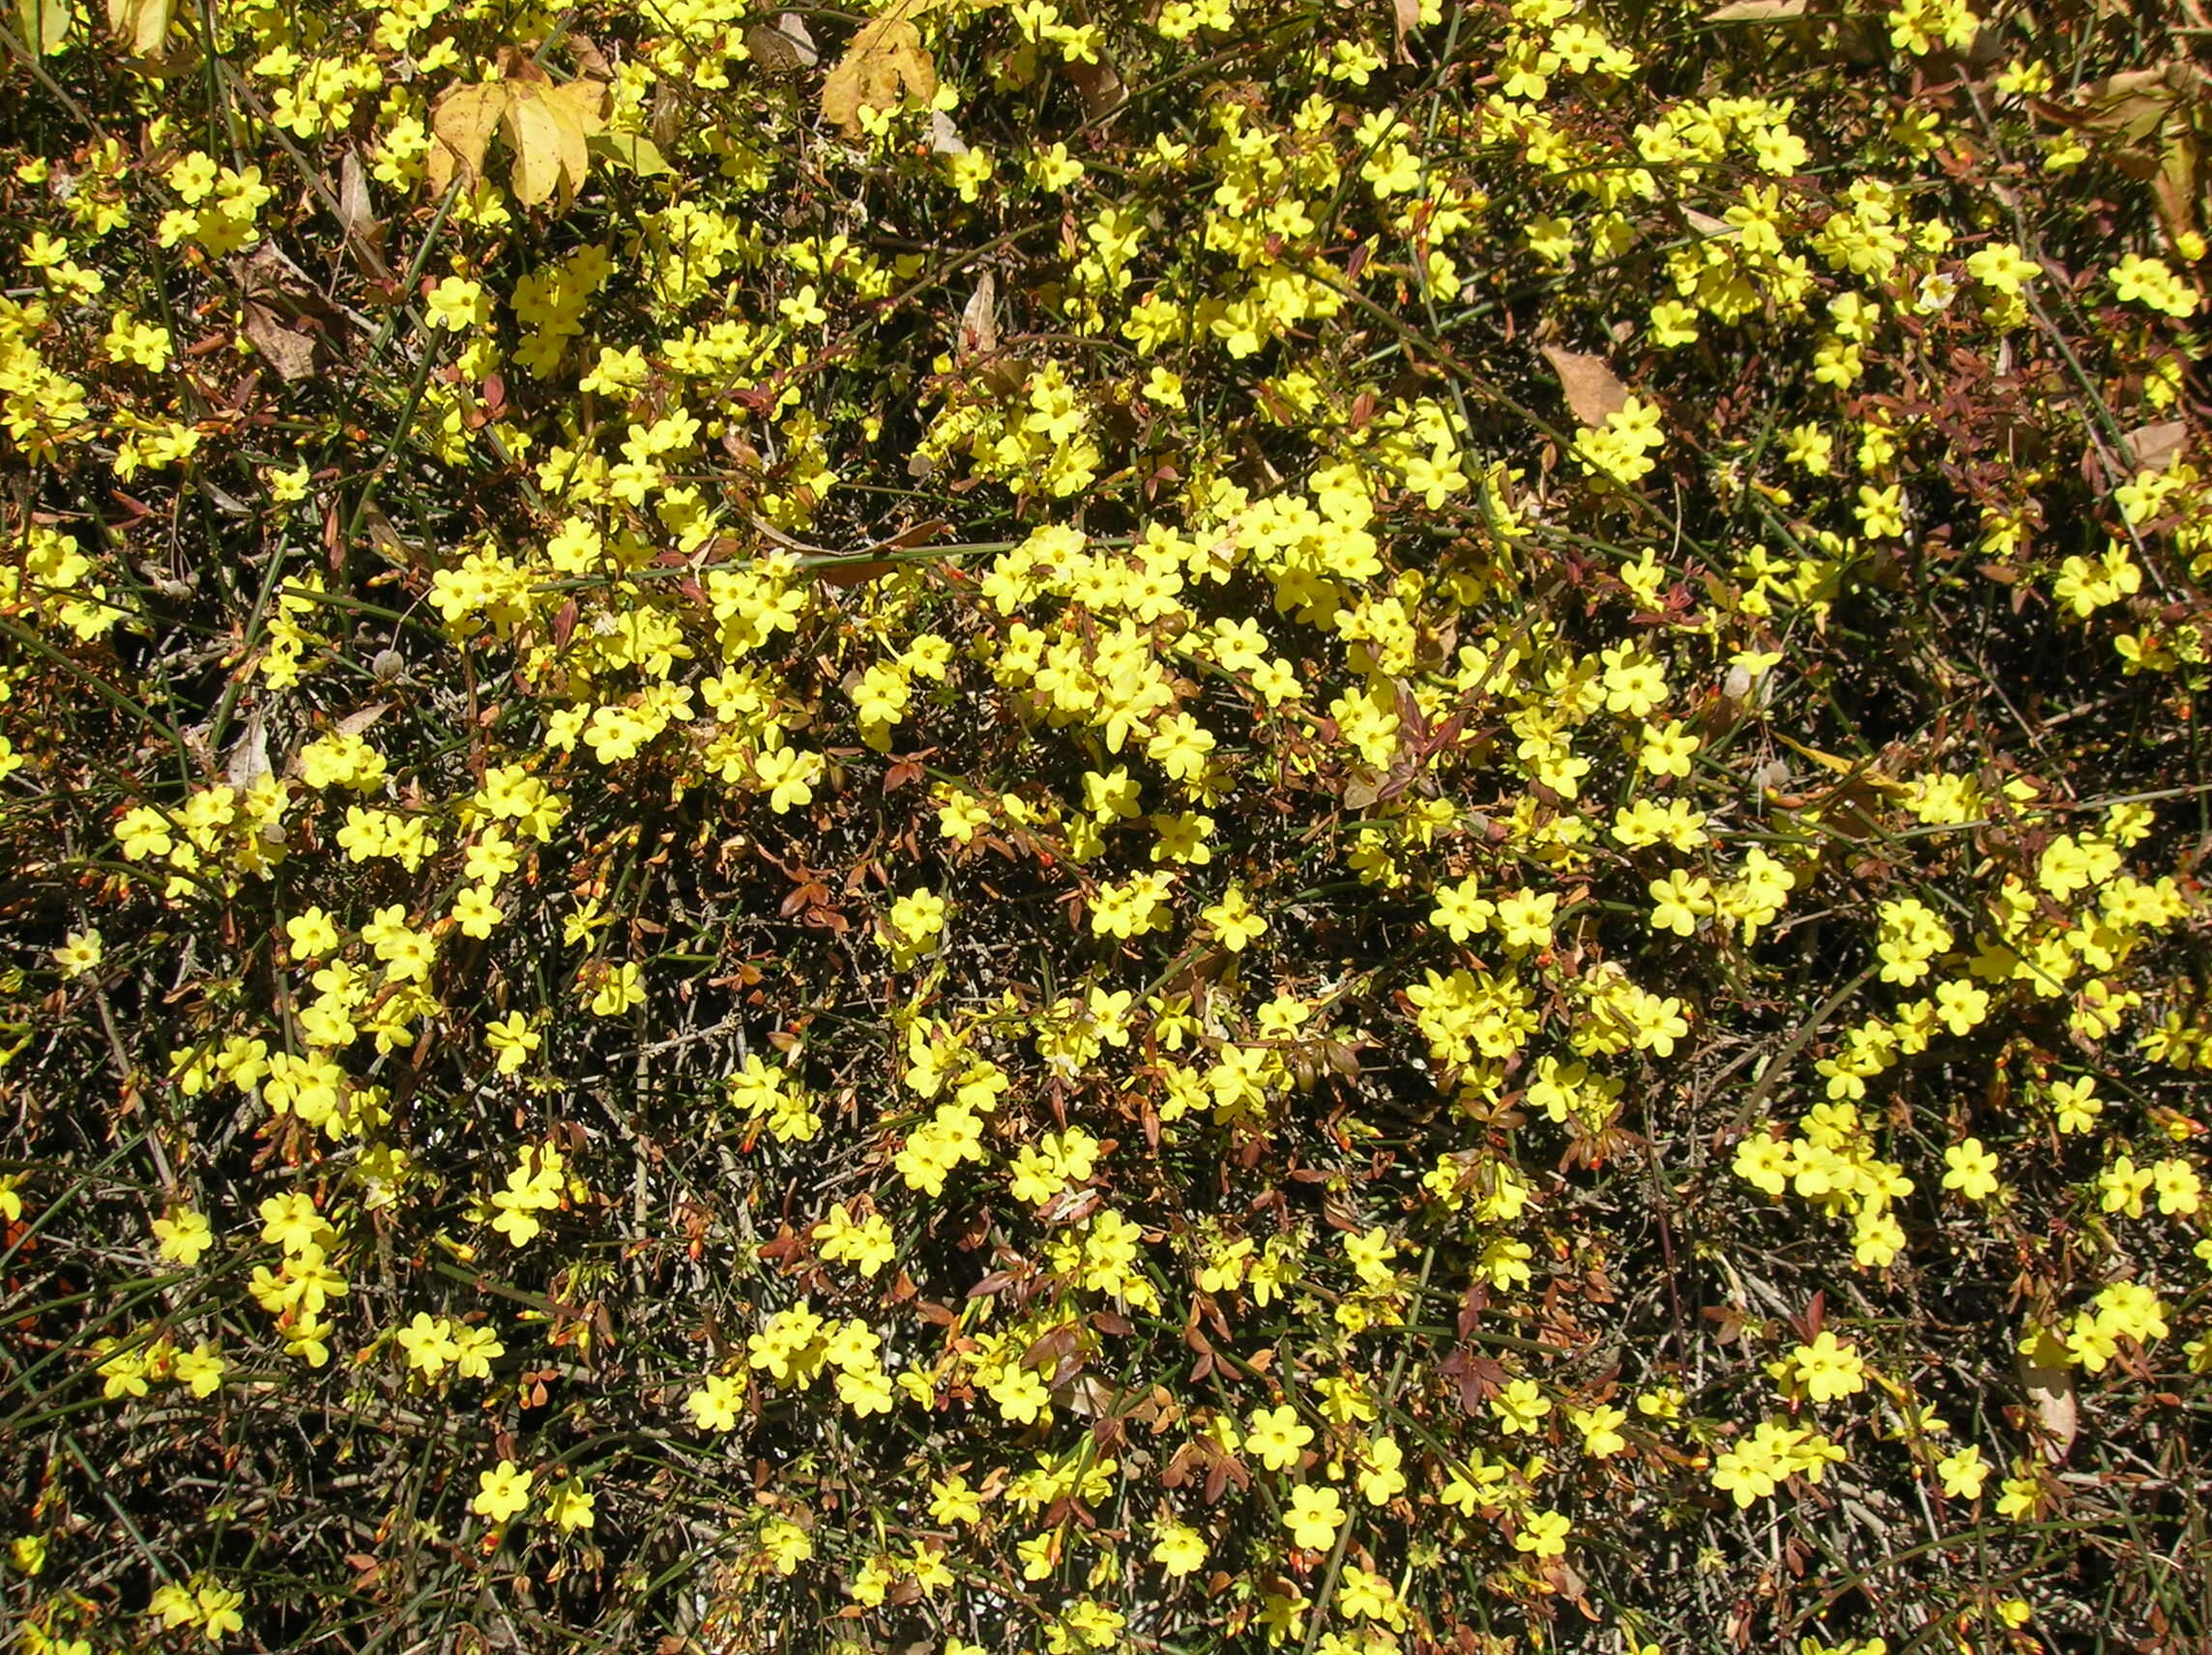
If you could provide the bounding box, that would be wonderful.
[2076,62,2197,142]
[743,13,817,73]
[2152,134,2198,242]
[2017,1343,2078,1461]
[1391,0,1419,62]
[957,271,997,362]
[502,91,566,206]
[2124,420,2187,474]
[335,702,392,739]
[566,29,612,79]
[588,131,672,178]
[241,301,320,383]
[1063,54,1125,122]
[1541,345,1631,427]
[337,148,374,238]
[223,708,271,790]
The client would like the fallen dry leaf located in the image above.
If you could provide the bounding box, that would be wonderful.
[2123,420,2187,474]
[1391,0,1419,63]
[2072,61,2200,143]
[504,76,605,206]
[1541,345,1631,427]
[742,12,818,73]
[589,131,672,178]
[2016,1342,2078,1462]
[224,707,271,790]
[425,68,605,209]
[1063,55,1126,124]
[1703,0,1806,17]
[957,271,997,363]
[928,109,968,155]
[241,301,320,383]
[2150,131,2197,243]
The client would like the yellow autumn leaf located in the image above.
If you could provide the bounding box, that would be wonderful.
[425,81,511,200]
[588,131,673,179]
[821,14,938,139]
[424,70,604,208]
[16,0,73,56]
[502,76,606,207]
[1767,730,1909,794]
[503,91,567,206]
[103,0,168,54]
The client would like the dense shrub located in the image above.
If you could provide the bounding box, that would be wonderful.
[2,0,2209,1649]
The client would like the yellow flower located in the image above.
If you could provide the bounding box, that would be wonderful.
[51,929,102,978]
[195,1583,246,1641]
[759,1517,814,1574]
[424,276,487,333]
[1282,1483,1345,1550]
[471,1460,531,1524]
[153,1207,215,1267]
[1570,1404,1628,1458]
[451,885,503,938]
[257,1192,328,1255]
[755,743,826,812]
[483,1012,540,1074]
[451,1323,504,1379]
[543,1479,596,1531]
[1149,1517,1208,1576]
[284,907,340,959]
[777,284,828,329]
[150,1582,200,1629]
[928,1473,985,1526]
[1790,1331,1867,1404]
[1357,1434,1409,1502]
[1201,883,1268,950]
[173,1343,227,1398]
[1244,1404,1314,1472]
[1941,1138,2000,1202]
[1709,1423,1806,1507]
[1491,1378,1551,1435]
[1995,1470,2040,1520]
[396,1312,461,1378]
[1734,1133,1794,1196]
[587,961,646,1018]
[687,1375,744,1433]
[2110,252,2199,318]
[1935,1443,1989,1499]
[816,1202,898,1276]
[1493,888,1558,951]
[1513,1508,1571,1557]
